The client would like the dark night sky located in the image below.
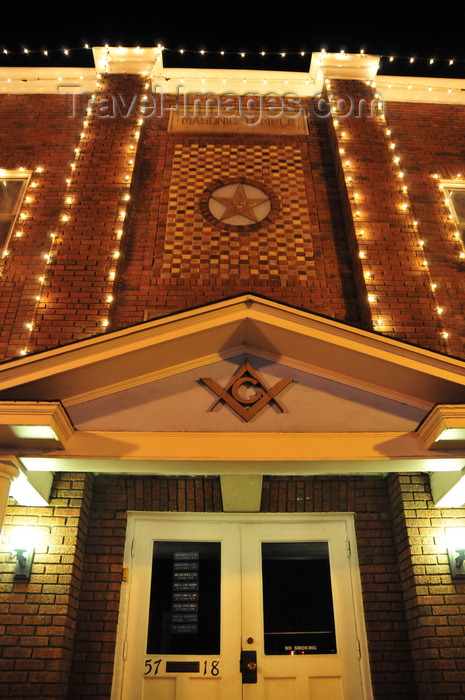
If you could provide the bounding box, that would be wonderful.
[1,2,463,79]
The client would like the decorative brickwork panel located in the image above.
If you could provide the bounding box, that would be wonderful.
[158,142,314,280]
[112,110,361,329]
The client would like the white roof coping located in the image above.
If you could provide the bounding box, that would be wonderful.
[0,48,463,105]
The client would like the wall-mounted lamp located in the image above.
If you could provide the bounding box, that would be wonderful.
[9,527,35,582]
[12,546,34,581]
[446,527,465,580]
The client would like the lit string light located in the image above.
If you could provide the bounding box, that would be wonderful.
[0,47,463,99]
[331,83,451,342]
[17,69,104,354]
[96,77,150,329]
[1,165,48,355]
[0,43,460,70]
[378,119,452,343]
[19,73,145,349]
[435,174,465,329]
[331,102,386,331]
[18,144,85,355]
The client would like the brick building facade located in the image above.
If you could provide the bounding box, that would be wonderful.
[1,48,465,699]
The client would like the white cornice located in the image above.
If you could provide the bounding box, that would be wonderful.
[309,51,380,83]
[155,67,318,97]
[0,49,464,106]
[417,404,465,450]
[0,67,98,94]
[0,401,74,449]
[93,45,163,75]
[375,75,465,105]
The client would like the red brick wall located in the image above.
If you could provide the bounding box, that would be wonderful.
[388,473,465,700]
[0,473,92,698]
[386,101,465,358]
[327,79,465,356]
[2,76,465,359]
[0,75,366,360]
[19,74,146,355]
[0,94,83,359]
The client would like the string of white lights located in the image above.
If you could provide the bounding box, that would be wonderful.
[0,44,462,69]
[434,173,465,295]
[17,128,92,355]
[375,106,452,343]
[329,79,391,332]
[330,78,451,342]
[16,71,148,352]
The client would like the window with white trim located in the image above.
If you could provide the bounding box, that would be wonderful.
[443,182,465,239]
[0,171,30,254]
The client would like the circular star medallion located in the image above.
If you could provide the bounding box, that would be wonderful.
[200,179,278,231]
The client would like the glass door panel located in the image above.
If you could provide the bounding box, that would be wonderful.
[261,541,336,655]
[147,541,221,655]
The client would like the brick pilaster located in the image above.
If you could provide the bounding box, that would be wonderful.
[328,79,450,353]
[0,473,93,698]
[388,473,465,699]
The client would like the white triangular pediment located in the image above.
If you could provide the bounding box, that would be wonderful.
[2,291,465,506]
[2,295,465,465]
[67,352,425,433]
[1,295,465,410]
[3,296,465,506]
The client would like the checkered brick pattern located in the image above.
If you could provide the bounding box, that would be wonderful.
[157,143,315,280]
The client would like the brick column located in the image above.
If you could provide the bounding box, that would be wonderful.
[0,472,93,698]
[327,79,448,353]
[27,74,146,353]
[388,473,465,699]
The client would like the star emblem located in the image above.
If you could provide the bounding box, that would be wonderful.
[200,360,292,422]
[207,182,271,226]
[211,183,269,223]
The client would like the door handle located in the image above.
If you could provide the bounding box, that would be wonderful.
[240,650,258,683]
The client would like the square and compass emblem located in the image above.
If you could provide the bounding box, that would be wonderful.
[200,360,292,422]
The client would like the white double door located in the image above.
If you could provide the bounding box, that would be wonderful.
[113,513,372,700]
